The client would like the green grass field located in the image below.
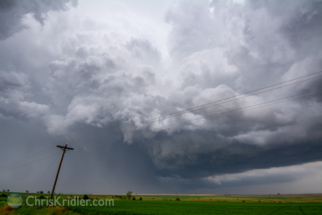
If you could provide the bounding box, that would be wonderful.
[69,201,322,215]
[1,193,322,214]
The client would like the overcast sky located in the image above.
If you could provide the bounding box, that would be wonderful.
[0,0,321,195]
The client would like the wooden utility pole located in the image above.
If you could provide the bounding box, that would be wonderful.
[49,144,74,206]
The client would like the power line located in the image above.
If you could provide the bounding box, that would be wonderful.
[0,146,55,171]
[71,71,322,147]
[76,88,321,148]
[0,146,54,169]
[0,152,59,174]
[143,72,322,124]
[154,88,321,130]
[30,154,61,192]
[2,72,318,195]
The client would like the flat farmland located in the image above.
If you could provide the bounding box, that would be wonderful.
[1,193,322,214]
[69,201,322,215]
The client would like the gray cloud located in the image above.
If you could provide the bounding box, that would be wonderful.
[165,1,215,60]
[126,38,162,66]
[0,0,77,40]
[129,0,322,182]
[0,0,322,194]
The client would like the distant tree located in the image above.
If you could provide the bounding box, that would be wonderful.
[132,197,136,200]
[26,190,29,193]
[7,189,9,192]
[48,191,50,194]
[278,193,280,195]
[83,194,89,200]
[3,189,5,192]
[127,191,132,199]
[139,197,142,201]
[37,191,39,194]
[40,191,43,194]
[175,197,180,201]
[39,195,45,199]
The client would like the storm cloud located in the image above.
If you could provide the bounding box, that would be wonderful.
[0,0,77,40]
[0,0,321,194]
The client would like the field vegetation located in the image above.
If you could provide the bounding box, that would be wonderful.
[0,192,321,214]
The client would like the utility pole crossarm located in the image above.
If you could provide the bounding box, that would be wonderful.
[49,143,74,206]
[57,145,74,150]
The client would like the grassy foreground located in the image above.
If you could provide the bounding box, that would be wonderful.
[1,193,322,215]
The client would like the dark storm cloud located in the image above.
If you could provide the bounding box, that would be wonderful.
[140,123,322,178]
[178,161,322,192]
[141,0,322,183]
[0,0,77,40]
[0,68,28,93]
[1,0,322,194]
[0,67,50,119]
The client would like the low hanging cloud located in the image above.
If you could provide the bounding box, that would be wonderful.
[203,161,322,187]
[0,0,321,193]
